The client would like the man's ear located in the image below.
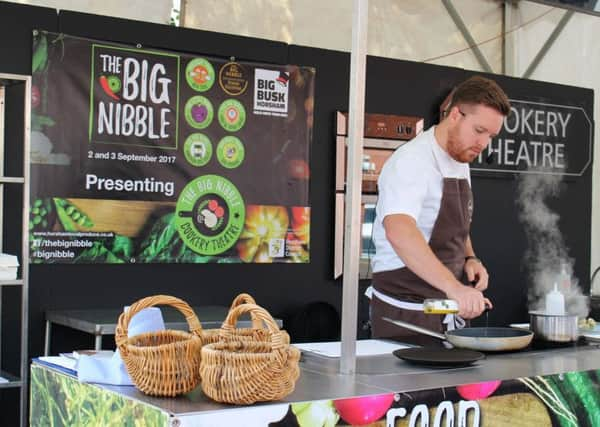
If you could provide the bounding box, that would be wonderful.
[439,88,455,122]
[447,105,461,122]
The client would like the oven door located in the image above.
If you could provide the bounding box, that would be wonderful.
[334,194,377,279]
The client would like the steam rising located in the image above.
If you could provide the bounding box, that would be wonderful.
[516,170,589,317]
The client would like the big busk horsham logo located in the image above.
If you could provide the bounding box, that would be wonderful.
[253,68,289,117]
[89,45,180,149]
[175,175,245,256]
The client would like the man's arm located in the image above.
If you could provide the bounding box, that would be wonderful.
[464,236,489,291]
[383,214,489,319]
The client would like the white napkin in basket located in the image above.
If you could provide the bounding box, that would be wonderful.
[77,306,165,386]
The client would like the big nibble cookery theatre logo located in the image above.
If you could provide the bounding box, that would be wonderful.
[175,175,245,256]
[253,69,289,117]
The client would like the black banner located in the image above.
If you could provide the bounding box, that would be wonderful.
[29,31,314,264]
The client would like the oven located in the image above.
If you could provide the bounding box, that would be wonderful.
[333,111,424,279]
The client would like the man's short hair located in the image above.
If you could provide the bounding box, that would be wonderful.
[447,76,511,116]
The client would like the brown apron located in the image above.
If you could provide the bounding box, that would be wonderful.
[371,178,473,346]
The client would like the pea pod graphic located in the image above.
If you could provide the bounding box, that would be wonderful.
[53,198,94,231]
[99,75,121,100]
[32,34,47,73]
[29,197,54,231]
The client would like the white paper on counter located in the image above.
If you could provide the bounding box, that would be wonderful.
[293,339,410,358]
[39,356,78,372]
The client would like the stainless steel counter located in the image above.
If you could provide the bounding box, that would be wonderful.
[65,341,600,417]
[44,306,282,355]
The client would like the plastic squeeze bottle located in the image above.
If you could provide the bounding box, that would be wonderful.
[557,263,571,293]
[545,283,566,315]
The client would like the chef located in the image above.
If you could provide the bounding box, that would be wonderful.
[368,76,511,345]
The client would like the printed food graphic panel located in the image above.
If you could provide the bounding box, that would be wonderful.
[30,31,314,264]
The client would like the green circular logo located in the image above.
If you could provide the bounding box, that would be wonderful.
[218,99,246,132]
[184,134,212,167]
[185,58,215,92]
[175,175,245,255]
[185,96,214,129]
[217,136,245,169]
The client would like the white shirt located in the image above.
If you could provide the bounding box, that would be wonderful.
[371,126,471,273]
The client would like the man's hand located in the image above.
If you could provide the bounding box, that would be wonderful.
[383,216,492,319]
[446,284,492,319]
[464,258,489,291]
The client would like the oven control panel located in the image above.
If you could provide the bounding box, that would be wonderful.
[337,112,424,140]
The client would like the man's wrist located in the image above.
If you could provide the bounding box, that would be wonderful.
[444,280,465,298]
[465,255,481,263]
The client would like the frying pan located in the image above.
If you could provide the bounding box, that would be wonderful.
[382,317,534,351]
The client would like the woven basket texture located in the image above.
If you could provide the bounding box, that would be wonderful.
[115,295,205,397]
[200,303,300,404]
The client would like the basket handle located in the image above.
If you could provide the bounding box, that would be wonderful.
[115,295,203,353]
[221,303,287,348]
[230,293,256,307]
[229,293,262,329]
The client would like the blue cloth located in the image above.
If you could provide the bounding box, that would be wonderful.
[76,306,165,385]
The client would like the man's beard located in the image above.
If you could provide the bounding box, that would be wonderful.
[446,128,473,163]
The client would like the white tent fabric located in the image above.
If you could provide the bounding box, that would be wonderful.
[6,0,173,25]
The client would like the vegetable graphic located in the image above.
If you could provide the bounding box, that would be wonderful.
[75,240,125,263]
[288,158,310,180]
[333,394,395,426]
[456,380,502,400]
[32,33,48,73]
[53,198,94,232]
[518,372,600,427]
[191,104,208,123]
[291,400,339,427]
[99,75,120,100]
[107,75,121,93]
[291,206,310,246]
[29,198,53,232]
[31,85,41,108]
[237,206,289,263]
[137,213,216,263]
[190,64,211,85]
[30,365,168,426]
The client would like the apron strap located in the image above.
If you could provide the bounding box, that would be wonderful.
[367,286,466,331]
[443,313,466,331]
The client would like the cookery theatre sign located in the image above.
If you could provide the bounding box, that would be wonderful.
[471,99,592,176]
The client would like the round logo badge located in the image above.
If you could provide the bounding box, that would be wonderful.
[184,96,214,129]
[175,175,245,255]
[218,62,249,96]
[218,99,246,132]
[184,134,212,167]
[217,136,245,169]
[185,58,215,92]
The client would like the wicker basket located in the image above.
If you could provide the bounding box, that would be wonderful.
[201,293,271,344]
[200,303,301,404]
[115,295,204,397]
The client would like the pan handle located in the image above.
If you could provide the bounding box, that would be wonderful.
[382,317,446,340]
